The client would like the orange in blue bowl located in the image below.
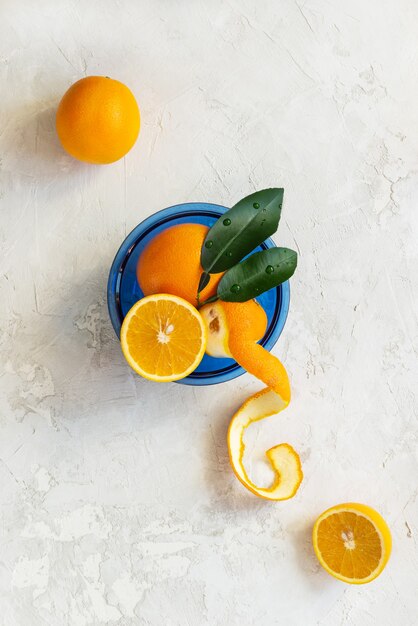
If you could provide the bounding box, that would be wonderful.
[107,202,290,386]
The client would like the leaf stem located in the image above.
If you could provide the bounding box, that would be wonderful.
[198,294,219,309]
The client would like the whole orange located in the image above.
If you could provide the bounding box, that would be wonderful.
[56,76,140,164]
[137,224,223,306]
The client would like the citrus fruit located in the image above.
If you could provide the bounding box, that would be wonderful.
[56,76,140,164]
[137,224,223,306]
[201,299,301,500]
[312,503,392,584]
[120,294,207,382]
[200,299,290,400]
[200,299,267,358]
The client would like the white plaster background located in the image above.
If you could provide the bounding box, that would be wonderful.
[1,1,417,624]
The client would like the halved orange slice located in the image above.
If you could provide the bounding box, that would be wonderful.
[312,503,392,584]
[120,294,207,382]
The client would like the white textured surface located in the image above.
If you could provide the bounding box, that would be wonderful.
[1,1,418,624]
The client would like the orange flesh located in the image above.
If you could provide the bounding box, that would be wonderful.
[125,298,204,377]
[316,512,383,579]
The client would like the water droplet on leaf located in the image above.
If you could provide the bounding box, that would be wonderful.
[223,218,231,226]
[230,284,241,293]
[265,265,274,274]
[205,240,213,249]
[253,202,260,209]
[225,251,233,257]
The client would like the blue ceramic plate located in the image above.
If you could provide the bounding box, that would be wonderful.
[107,202,290,386]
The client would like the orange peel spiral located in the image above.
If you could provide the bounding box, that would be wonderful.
[201,300,303,501]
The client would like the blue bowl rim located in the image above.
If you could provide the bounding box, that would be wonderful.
[107,201,290,386]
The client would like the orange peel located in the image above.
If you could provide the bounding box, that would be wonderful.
[201,300,303,501]
[228,388,303,500]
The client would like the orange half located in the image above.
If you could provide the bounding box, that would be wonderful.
[121,294,207,382]
[312,503,392,584]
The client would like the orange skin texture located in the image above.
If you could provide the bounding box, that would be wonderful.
[222,302,298,500]
[56,76,140,164]
[219,300,291,401]
[137,224,223,306]
[220,300,268,343]
[231,341,291,402]
[201,301,298,500]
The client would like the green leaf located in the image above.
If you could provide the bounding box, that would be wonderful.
[216,247,297,303]
[200,188,284,274]
[197,272,210,293]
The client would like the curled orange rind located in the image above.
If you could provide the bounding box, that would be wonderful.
[228,388,303,500]
[201,301,303,501]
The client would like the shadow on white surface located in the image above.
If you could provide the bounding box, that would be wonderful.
[288,517,332,589]
[3,103,94,183]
